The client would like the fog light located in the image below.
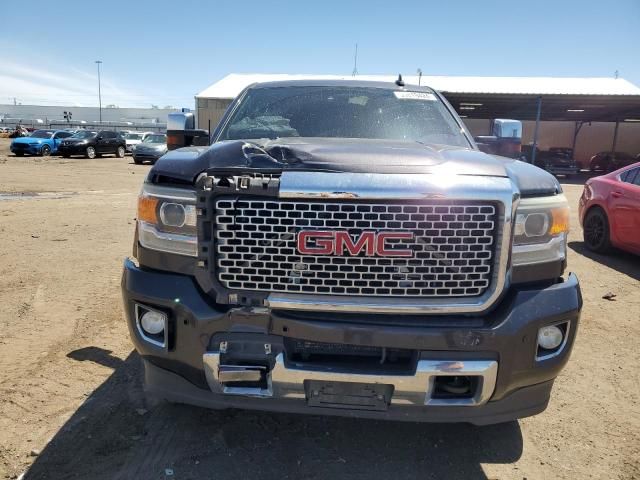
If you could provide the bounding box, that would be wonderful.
[140,310,166,335]
[537,325,563,350]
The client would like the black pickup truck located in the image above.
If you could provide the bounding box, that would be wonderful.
[121,80,581,425]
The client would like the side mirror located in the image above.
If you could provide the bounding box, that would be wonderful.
[491,119,522,139]
[167,129,209,150]
[166,111,209,150]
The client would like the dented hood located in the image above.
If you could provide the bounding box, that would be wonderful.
[150,138,561,196]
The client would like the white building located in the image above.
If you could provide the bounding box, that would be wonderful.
[0,104,177,128]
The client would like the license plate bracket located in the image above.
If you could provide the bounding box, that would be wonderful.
[304,380,393,411]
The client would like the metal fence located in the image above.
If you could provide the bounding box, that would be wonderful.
[0,119,166,132]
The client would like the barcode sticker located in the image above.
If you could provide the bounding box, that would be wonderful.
[394,91,437,101]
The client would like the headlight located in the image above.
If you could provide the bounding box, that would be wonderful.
[512,194,569,266]
[137,183,197,256]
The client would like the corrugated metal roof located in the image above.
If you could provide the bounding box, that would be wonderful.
[196,73,640,99]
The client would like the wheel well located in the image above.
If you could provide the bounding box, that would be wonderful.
[585,204,606,219]
[584,204,611,235]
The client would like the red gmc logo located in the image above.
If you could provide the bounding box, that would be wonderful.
[297,231,414,257]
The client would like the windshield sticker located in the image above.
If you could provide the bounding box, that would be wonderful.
[394,91,437,101]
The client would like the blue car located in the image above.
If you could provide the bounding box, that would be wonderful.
[10,129,73,156]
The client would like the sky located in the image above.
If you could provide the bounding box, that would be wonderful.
[1,0,639,108]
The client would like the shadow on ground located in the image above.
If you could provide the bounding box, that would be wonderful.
[569,241,640,281]
[26,349,523,480]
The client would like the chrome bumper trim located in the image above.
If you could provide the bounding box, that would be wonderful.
[203,352,498,407]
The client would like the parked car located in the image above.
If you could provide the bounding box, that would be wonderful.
[10,129,73,156]
[57,130,126,158]
[124,132,144,153]
[521,146,580,176]
[132,133,167,164]
[589,151,636,172]
[124,132,153,153]
[8,125,30,138]
[539,147,580,176]
[579,162,640,255]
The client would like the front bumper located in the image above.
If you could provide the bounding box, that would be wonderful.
[122,259,582,424]
[58,143,87,155]
[11,143,41,155]
[133,151,163,162]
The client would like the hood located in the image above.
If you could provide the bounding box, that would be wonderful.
[64,137,93,144]
[13,137,44,144]
[150,138,561,196]
[137,142,166,150]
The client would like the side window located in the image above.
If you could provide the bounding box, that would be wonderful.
[56,132,71,139]
[621,167,639,185]
[620,170,630,182]
[101,131,115,139]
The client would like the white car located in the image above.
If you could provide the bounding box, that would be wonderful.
[124,132,153,153]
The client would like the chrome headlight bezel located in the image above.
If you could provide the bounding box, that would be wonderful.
[511,194,570,267]
[137,183,197,257]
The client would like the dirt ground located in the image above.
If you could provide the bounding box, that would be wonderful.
[0,136,638,480]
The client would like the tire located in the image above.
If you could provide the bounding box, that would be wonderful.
[583,207,611,253]
[85,146,96,159]
[62,154,70,158]
[116,146,125,158]
[40,145,51,156]
[15,152,24,157]
[133,157,143,164]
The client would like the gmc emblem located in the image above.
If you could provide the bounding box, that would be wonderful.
[297,231,414,257]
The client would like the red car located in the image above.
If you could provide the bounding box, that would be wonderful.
[579,162,640,254]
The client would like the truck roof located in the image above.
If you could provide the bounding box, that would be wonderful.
[245,79,436,92]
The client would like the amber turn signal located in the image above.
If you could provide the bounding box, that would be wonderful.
[550,206,570,236]
[138,195,159,224]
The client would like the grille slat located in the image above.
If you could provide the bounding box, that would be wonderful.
[215,199,497,297]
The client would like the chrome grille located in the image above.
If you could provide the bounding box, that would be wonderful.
[215,199,497,297]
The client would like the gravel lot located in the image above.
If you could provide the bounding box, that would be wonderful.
[0,137,638,480]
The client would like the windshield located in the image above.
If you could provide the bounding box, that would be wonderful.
[30,130,54,139]
[217,86,470,148]
[71,130,97,139]
[125,133,143,140]
[143,134,166,143]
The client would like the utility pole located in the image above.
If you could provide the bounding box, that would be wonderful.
[417,68,423,86]
[95,60,103,123]
[352,43,358,77]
